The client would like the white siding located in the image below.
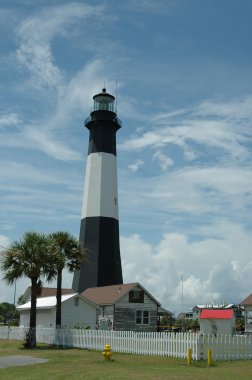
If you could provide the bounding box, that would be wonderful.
[19,296,97,329]
[19,309,55,328]
[200,318,235,335]
[61,296,97,329]
[19,310,30,327]
[36,309,55,327]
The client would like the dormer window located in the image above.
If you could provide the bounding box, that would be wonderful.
[129,289,144,303]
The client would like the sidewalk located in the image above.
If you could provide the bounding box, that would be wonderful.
[0,355,48,368]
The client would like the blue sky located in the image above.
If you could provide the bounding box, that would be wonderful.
[1,0,252,314]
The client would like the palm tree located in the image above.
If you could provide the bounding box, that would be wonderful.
[0,231,54,348]
[50,231,86,328]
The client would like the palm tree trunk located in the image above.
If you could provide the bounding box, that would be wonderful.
[26,277,37,348]
[56,270,62,328]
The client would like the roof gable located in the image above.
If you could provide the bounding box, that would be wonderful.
[200,309,234,319]
[81,283,161,306]
[17,293,100,311]
[17,293,78,310]
[240,293,252,305]
[20,287,74,304]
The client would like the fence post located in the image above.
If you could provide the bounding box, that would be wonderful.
[187,348,192,365]
[208,349,212,366]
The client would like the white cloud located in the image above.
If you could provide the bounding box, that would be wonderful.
[25,127,82,161]
[0,234,11,249]
[59,59,107,113]
[128,159,144,172]
[121,220,252,313]
[120,164,252,221]
[124,0,176,14]
[0,161,75,185]
[120,96,252,163]
[0,113,21,128]
[152,150,173,170]
[16,3,103,90]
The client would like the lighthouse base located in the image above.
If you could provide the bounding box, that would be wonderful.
[72,216,123,293]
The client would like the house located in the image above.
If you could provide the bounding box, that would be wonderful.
[81,282,161,332]
[199,309,235,335]
[240,293,252,333]
[177,311,194,321]
[17,293,99,329]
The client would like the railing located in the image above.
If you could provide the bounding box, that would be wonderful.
[1,327,252,361]
[84,115,122,127]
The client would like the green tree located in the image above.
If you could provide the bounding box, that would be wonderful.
[50,231,86,328]
[236,318,245,332]
[0,302,16,325]
[174,317,200,332]
[0,232,54,348]
[160,315,175,330]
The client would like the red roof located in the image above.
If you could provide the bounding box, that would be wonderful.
[200,309,234,319]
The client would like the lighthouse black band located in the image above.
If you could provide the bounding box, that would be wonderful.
[73,216,123,293]
[87,122,117,156]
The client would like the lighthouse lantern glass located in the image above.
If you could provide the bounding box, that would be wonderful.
[94,94,114,112]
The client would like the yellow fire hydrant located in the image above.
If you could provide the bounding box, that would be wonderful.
[102,343,112,360]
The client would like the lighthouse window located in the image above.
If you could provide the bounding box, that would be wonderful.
[114,197,117,205]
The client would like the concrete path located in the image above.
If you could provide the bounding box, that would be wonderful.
[0,355,48,369]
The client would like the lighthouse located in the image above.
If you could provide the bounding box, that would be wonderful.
[72,88,123,293]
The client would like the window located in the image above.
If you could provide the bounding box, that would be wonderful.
[136,310,149,325]
[143,311,149,324]
[129,290,144,303]
[136,310,142,324]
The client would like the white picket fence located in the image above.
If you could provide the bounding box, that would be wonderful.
[1,327,252,361]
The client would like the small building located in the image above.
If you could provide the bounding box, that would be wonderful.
[193,303,243,320]
[199,309,235,335]
[240,293,252,333]
[17,293,99,329]
[81,282,161,332]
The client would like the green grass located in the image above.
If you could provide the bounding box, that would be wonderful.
[0,340,252,379]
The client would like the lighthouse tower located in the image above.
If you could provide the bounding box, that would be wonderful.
[72,88,123,293]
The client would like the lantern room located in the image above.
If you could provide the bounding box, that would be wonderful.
[93,88,115,112]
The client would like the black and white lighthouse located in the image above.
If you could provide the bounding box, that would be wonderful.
[72,88,123,293]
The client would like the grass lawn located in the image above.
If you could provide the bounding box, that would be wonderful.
[0,340,252,379]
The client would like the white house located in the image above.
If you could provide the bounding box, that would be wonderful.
[199,309,235,335]
[17,293,99,329]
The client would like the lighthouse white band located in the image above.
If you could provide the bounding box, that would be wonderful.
[81,152,119,219]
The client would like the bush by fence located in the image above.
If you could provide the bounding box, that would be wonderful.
[1,327,252,361]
